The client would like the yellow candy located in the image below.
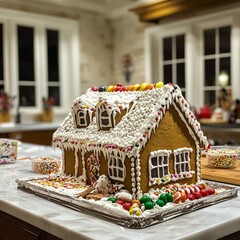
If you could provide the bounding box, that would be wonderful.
[107,85,113,92]
[140,82,147,91]
[136,210,142,216]
[155,81,164,88]
[133,84,140,91]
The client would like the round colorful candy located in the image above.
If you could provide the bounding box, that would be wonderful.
[107,197,116,203]
[166,193,173,202]
[173,192,181,204]
[144,201,154,209]
[140,195,152,204]
[131,199,141,207]
[98,86,107,92]
[107,85,114,92]
[187,194,195,201]
[145,83,154,90]
[155,81,164,88]
[116,199,125,205]
[140,82,147,91]
[200,189,209,197]
[123,202,132,211]
[127,85,134,91]
[133,84,140,91]
[159,193,167,204]
[193,192,202,199]
[207,188,215,195]
[91,86,98,92]
[156,199,165,207]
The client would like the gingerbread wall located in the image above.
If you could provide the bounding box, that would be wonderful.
[139,105,197,194]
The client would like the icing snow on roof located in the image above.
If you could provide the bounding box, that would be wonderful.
[53,84,208,155]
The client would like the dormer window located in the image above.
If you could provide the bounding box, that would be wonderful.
[96,98,121,131]
[100,109,111,128]
[72,104,94,128]
[77,109,88,127]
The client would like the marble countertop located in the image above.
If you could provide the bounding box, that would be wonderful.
[0,143,240,240]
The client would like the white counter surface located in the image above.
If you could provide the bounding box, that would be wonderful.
[0,143,240,240]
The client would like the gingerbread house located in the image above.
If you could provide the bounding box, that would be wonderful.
[52,83,209,199]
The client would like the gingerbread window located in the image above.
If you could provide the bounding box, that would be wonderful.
[173,148,192,174]
[100,109,112,128]
[108,154,125,181]
[74,108,91,128]
[148,150,171,179]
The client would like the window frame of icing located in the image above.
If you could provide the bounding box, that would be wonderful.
[145,9,240,109]
[148,149,171,186]
[0,8,80,121]
[76,109,89,128]
[173,147,193,175]
[108,153,126,182]
[97,101,115,130]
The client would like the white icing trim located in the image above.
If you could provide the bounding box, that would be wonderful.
[136,155,142,199]
[131,157,136,199]
[81,150,87,182]
[173,102,201,182]
[74,149,79,177]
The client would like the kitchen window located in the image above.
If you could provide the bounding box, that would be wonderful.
[162,34,186,96]
[146,9,240,109]
[0,9,79,119]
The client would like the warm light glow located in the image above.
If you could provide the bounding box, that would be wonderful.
[218,72,229,87]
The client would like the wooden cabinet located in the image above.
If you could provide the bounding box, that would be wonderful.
[0,123,58,146]
[0,211,62,240]
[8,130,55,146]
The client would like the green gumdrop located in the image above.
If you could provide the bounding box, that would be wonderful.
[140,195,152,204]
[107,197,116,203]
[159,194,167,204]
[144,201,154,209]
[166,193,173,202]
[156,199,165,207]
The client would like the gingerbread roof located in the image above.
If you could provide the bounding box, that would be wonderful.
[52,84,208,157]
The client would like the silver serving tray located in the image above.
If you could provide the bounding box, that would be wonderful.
[16,178,239,228]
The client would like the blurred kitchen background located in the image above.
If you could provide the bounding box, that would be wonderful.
[1,0,240,145]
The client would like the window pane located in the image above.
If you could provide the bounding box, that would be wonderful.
[204,29,215,55]
[204,59,215,86]
[0,24,3,81]
[19,86,35,106]
[47,29,59,82]
[151,168,158,178]
[176,35,185,59]
[219,26,231,54]
[177,63,185,88]
[18,26,35,81]
[164,64,172,82]
[220,57,231,85]
[48,86,60,106]
[163,37,172,61]
[151,157,157,166]
[205,90,216,106]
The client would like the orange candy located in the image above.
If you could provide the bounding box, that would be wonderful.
[127,85,134,91]
[145,83,154,90]
[131,199,141,207]
[173,191,187,204]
